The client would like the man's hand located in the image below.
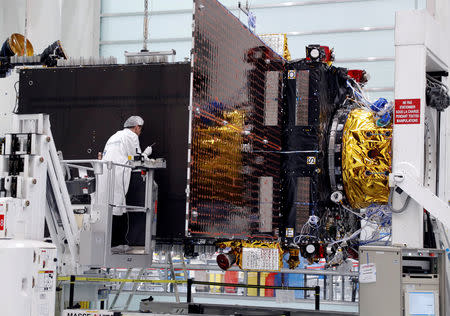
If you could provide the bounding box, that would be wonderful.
[142,146,152,160]
[143,146,152,156]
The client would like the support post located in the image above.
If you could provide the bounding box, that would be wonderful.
[68,275,75,309]
[392,25,427,248]
[315,285,320,310]
[187,278,193,303]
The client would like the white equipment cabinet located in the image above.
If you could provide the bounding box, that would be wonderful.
[0,239,57,316]
[359,246,445,316]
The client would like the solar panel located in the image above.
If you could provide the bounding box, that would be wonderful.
[187,0,285,238]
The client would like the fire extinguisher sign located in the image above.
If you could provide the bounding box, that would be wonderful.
[394,99,420,124]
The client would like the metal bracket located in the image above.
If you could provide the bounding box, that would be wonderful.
[390,172,450,229]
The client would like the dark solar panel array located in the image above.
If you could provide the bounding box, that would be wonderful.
[187,0,285,238]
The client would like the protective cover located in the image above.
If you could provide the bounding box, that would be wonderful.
[187,0,285,238]
[342,108,392,208]
[282,61,348,234]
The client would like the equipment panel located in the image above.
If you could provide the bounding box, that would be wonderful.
[18,63,190,239]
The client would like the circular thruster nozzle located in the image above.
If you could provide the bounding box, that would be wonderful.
[310,48,320,59]
[306,244,316,254]
[330,191,343,203]
[216,252,236,271]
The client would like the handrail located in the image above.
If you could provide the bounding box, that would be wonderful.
[187,279,321,310]
[61,159,133,169]
[66,163,95,171]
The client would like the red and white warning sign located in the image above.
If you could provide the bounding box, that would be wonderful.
[0,214,4,231]
[395,99,420,124]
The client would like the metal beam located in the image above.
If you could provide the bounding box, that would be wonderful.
[100,37,190,45]
[100,0,375,18]
[286,26,393,37]
[391,172,450,230]
[149,263,358,277]
[335,56,395,63]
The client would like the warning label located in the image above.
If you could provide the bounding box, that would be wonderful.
[395,99,420,124]
[38,270,55,292]
[63,311,113,316]
[242,247,280,271]
[0,214,4,231]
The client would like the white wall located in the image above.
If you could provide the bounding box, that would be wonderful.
[0,0,62,54]
[61,0,101,57]
[0,0,100,58]
[0,0,101,136]
[0,0,27,45]
[99,0,430,101]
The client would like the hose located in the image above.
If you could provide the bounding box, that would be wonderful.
[388,186,411,213]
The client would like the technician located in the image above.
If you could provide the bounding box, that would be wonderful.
[97,115,152,248]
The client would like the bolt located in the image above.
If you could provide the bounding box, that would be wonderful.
[25,201,30,206]
[46,136,51,142]
[32,179,37,184]
[39,157,44,163]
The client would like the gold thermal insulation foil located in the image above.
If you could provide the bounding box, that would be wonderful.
[342,108,392,209]
[217,240,283,270]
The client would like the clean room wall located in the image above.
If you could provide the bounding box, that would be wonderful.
[99,0,428,101]
[0,0,101,135]
[0,0,100,57]
[0,0,62,54]
[61,0,101,57]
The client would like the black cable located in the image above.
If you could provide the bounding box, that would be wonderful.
[122,163,130,246]
[13,81,19,113]
[426,74,448,91]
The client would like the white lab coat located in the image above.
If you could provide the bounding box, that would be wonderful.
[97,128,141,215]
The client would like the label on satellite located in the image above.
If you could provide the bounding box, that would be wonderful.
[286,227,294,238]
[306,156,316,165]
[63,311,114,316]
[394,99,420,124]
[288,70,296,79]
[0,214,4,231]
[242,247,279,270]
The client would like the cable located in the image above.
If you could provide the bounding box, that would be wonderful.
[346,80,372,109]
[359,233,391,246]
[339,202,380,224]
[13,81,19,113]
[122,161,131,246]
[328,228,362,246]
[125,211,130,246]
[426,74,448,91]
[387,186,411,213]
[293,234,319,244]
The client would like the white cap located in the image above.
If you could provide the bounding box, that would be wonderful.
[124,116,144,128]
